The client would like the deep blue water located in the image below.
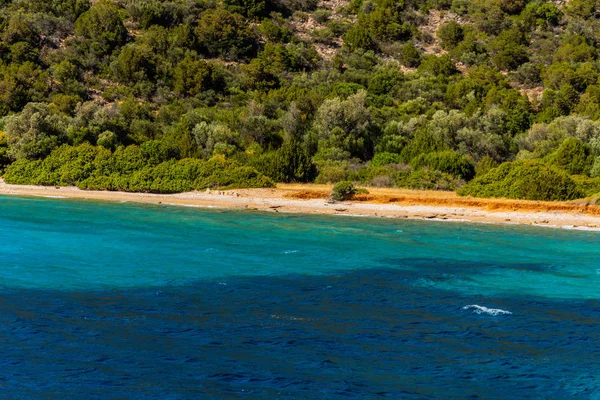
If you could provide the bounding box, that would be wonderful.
[1,196,600,398]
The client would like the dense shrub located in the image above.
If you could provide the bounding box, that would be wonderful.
[0,133,11,171]
[458,160,583,201]
[371,152,402,167]
[315,160,358,184]
[4,103,69,161]
[331,180,355,201]
[195,9,258,60]
[410,151,475,180]
[545,137,594,176]
[396,169,461,191]
[343,26,375,52]
[248,141,316,182]
[74,1,128,55]
[418,55,458,77]
[4,144,274,193]
[437,22,464,50]
[223,0,269,19]
[570,175,600,197]
[398,42,421,68]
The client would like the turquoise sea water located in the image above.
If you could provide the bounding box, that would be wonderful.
[1,196,600,398]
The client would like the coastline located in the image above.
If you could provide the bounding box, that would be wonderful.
[2,179,600,231]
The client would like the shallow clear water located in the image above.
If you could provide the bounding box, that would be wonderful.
[1,196,599,398]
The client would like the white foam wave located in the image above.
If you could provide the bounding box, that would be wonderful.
[561,225,600,232]
[463,304,512,316]
[283,250,299,254]
[270,314,306,321]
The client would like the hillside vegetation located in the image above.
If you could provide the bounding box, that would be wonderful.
[0,0,600,199]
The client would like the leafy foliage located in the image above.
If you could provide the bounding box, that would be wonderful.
[4,144,274,193]
[459,160,583,201]
[195,9,257,60]
[410,151,475,180]
[437,22,464,50]
[0,0,596,199]
[331,180,355,201]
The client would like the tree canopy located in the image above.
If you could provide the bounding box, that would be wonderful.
[0,0,599,200]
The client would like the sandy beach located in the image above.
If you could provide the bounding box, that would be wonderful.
[1,179,600,230]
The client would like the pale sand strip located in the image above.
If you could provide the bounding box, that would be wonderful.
[1,179,600,231]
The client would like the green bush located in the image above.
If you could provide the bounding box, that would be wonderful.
[396,168,460,191]
[400,130,448,163]
[591,156,600,178]
[0,133,11,172]
[570,175,600,197]
[3,144,274,193]
[545,137,594,176]
[195,9,258,60]
[475,156,498,177]
[74,1,128,52]
[172,58,225,97]
[315,160,358,184]
[371,152,402,167]
[418,54,458,77]
[343,26,375,52]
[410,151,475,180]
[331,180,356,201]
[223,0,268,19]
[458,160,583,201]
[310,28,334,44]
[437,22,464,50]
[248,141,316,183]
[313,9,331,23]
[399,42,421,68]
